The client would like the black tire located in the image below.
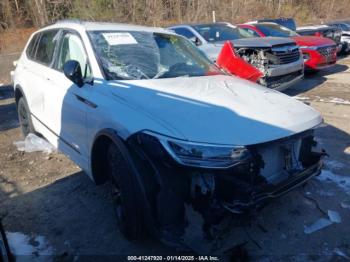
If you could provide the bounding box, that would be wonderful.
[107,141,145,240]
[17,96,35,137]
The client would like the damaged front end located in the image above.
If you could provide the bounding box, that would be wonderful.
[217,41,304,91]
[127,128,325,247]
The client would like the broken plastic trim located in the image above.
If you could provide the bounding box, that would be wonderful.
[221,161,323,214]
[139,131,252,169]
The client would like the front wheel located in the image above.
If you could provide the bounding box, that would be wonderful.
[107,141,145,240]
[17,97,35,137]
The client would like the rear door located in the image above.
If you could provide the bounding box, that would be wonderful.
[43,30,93,169]
[21,30,60,123]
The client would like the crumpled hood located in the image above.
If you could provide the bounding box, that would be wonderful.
[231,37,296,48]
[212,37,295,48]
[204,37,296,61]
[108,75,322,145]
[292,36,336,47]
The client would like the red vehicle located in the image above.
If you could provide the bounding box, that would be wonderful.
[238,22,337,70]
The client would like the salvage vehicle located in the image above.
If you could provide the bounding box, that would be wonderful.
[168,23,304,90]
[296,25,343,54]
[326,21,350,53]
[13,21,325,248]
[239,22,338,71]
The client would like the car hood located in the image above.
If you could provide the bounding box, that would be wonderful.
[292,36,336,47]
[108,75,322,146]
[231,37,296,48]
[212,37,296,48]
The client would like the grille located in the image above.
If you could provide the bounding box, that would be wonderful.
[270,46,301,65]
[317,45,337,57]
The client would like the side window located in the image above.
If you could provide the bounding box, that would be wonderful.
[57,32,91,78]
[26,33,40,60]
[35,30,60,65]
[174,28,196,39]
[241,27,260,37]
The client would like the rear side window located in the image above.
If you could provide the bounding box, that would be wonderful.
[240,27,260,37]
[173,28,196,39]
[35,30,60,65]
[26,33,40,59]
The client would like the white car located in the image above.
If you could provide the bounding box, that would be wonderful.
[13,20,325,245]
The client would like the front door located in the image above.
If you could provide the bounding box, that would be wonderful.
[43,30,93,170]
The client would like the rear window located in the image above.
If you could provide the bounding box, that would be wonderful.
[255,23,298,37]
[26,33,40,59]
[258,19,297,31]
[193,24,255,43]
[35,30,60,65]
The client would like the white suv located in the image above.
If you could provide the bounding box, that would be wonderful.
[13,21,325,245]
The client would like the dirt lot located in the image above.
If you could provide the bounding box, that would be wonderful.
[0,55,350,261]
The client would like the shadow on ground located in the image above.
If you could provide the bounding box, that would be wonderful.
[0,86,18,132]
[284,64,349,97]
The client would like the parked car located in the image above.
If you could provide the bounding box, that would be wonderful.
[326,21,350,53]
[239,22,338,71]
[13,21,325,246]
[296,25,343,54]
[168,23,304,91]
[256,17,297,31]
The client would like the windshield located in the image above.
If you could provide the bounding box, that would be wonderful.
[88,31,223,80]
[255,23,298,37]
[193,24,255,43]
[258,19,296,31]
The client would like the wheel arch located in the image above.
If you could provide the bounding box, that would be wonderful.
[14,84,25,105]
[90,128,127,185]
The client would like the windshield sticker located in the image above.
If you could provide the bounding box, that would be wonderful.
[102,32,138,45]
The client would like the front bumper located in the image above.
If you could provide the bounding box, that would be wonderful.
[303,49,337,70]
[222,160,322,213]
[263,70,304,91]
[260,58,304,90]
[129,130,325,218]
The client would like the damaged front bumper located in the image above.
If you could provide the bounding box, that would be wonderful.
[127,129,325,237]
[259,58,304,91]
[222,160,322,213]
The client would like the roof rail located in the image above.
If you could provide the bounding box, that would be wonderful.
[55,19,83,24]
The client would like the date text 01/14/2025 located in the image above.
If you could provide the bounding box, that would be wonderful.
[127,256,220,261]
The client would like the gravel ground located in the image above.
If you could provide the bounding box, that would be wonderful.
[0,56,350,261]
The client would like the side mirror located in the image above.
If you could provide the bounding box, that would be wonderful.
[63,60,84,87]
[190,36,202,46]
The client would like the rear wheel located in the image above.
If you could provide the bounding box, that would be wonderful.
[17,97,35,137]
[107,141,145,240]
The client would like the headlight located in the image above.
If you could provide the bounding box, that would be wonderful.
[141,131,251,169]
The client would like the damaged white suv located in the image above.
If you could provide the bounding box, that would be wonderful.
[13,21,325,246]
